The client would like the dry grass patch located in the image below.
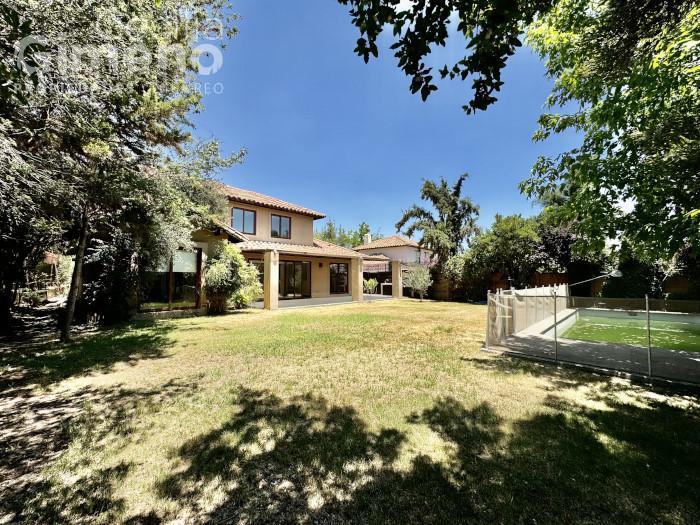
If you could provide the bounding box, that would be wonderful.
[2,299,699,524]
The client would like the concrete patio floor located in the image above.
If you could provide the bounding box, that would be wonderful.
[252,294,393,310]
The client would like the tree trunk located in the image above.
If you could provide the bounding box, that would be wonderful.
[60,211,89,342]
[0,282,14,335]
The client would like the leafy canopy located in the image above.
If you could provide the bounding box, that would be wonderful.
[338,0,553,113]
[522,1,700,260]
[396,174,479,265]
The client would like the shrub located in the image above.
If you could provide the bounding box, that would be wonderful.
[363,278,378,294]
[403,265,433,301]
[204,242,260,314]
[23,289,45,307]
[443,254,467,300]
[232,262,263,309]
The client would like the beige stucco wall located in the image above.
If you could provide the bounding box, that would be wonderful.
[228,202,315,245]
[242,252,353,299]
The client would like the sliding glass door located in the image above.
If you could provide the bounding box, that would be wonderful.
[330,263,349,294]
[279,261,311,299]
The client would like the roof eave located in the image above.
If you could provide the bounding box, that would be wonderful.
[227,196,326,220]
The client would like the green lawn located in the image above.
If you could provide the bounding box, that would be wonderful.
[1,300,699,524]
[563,315,700,352]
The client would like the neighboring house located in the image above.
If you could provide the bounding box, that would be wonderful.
[140,184,401,311]
[355,235,433,266]
[355,235,432,296]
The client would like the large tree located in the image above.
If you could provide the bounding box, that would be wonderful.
[339,0,699,260]
[396,174,479,265]
[1,0,241,338]
[521,1,699,260]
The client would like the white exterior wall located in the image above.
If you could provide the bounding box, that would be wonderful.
[357,245,431,264]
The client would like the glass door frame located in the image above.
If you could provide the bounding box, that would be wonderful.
[140,248,203,311]
[279,260,312,299]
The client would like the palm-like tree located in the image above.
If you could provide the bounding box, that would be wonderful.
[396,174,479,265]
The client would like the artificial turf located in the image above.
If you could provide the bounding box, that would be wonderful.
[562,315,700,352]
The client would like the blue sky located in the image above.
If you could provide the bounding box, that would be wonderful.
[191,0,581,235]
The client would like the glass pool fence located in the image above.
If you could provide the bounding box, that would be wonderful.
[485,287,700,386]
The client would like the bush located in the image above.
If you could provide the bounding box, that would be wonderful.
[232,262,263,309]
[23,289,45,307]
[443,254,467,300]
[363,278,378,294]
[403,265,433,300]
[204,242,261,314]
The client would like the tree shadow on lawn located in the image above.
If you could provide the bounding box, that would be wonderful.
[1,378,200,524]
[0,320,174,390]
[153,386,699,525]
[462,353,700,398]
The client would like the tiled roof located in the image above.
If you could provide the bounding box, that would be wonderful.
[235,238,362,258]
[211,219,248,242]
[355,235,425,251]
[214,182,326,219]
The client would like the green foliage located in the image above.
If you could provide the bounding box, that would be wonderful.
[522,1,700,260]
[0,4,42,110]
[396,174,479,266]
[339,0,697,260]
[443,253,470,300]
[403,265,433,300]
[22,288,44,307]
[363,278,379,294]
[601,257,664,299]
[204,242,259,314]
[447,211,606,300]
[668,246,700,300]
[55,255,73,291]
[232,262,263,309]
[315,221,382,248]
[471,214,539,288]
[339,0,554,113]
[78,233,140,324]
[0,0,241,333]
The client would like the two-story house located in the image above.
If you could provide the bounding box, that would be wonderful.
[140,184,404,312]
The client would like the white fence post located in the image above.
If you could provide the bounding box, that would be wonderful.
[485,291,491,350]
[553,288,559,363]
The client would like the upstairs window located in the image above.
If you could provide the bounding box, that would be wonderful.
[271,214,291,239]
[232,207,256,235]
